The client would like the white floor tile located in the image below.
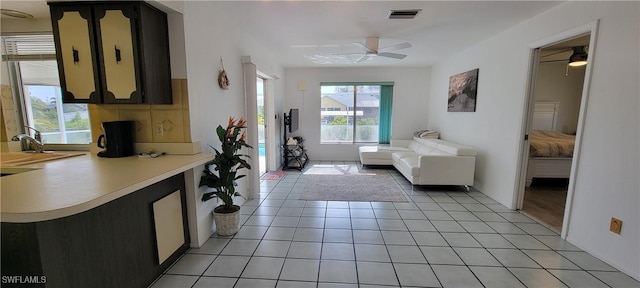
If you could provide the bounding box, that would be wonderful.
[487,248,541,268]
[350,218,380,230]
[411,231,449,246]
[419,246,464,265]
[353,230,385,244]
[150,275,199,288]
[241,256,285,279]
[548,269,609,287]
[319,260,358,283]
[276,280,317,288]
[393,263,440,287]
[404,219,437,231]
[431,265,483,288]
[234,278,277,288]
[357,261,399,286]
[590,271,640,288]
[322,242,355,260]
[323,228,353,243]
[377,219,408,231]
[293,227,324,242]
[187,238,230,255]
[558,251,617,271]
[280,259,320,281]
[324,217,352,229]
[166,254,216,275]
[387,245,427,263]
[441,232,482,247]
[471,233,515,248]
[354,244,391,262]
[523,250,581,270]
[288,241,322,259]
[220,239,260,256]
[453,247,501,266]
[234,225,268,239]
[263,227,296,241]
[203,255,250,277]
[470,266,525,288]
[254,240,291,257]
[192,276,236,288]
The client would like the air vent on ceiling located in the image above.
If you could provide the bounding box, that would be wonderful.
[388,9,422,20]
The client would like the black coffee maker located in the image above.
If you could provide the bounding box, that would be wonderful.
[97,121,135,158]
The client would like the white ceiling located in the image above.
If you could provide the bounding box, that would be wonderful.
[1,1,564,67]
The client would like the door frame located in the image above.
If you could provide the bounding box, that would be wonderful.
[257,70,277,172]
[515,20,599,238]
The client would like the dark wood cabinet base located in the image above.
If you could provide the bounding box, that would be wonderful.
[1,174,189,288]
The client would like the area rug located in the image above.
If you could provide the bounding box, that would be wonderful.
[299,167,408,202]
[262,171,286,180]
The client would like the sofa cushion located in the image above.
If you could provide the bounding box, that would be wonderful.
[392,151,418,162]
[436,142,477,156]
[397,156,420,176]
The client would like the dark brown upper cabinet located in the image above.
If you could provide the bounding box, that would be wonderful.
[49,1,172,104]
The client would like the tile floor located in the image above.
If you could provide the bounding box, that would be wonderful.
[150,162,639,288]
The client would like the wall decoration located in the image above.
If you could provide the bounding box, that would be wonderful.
[448,68,479,112]
[218,57,230,90]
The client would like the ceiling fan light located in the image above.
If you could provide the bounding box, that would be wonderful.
[569,46,588,67]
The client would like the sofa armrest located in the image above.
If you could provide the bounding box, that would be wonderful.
[390,140,412,148]
[418,155,476,185]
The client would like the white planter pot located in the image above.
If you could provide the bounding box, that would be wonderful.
[212,206,240,236]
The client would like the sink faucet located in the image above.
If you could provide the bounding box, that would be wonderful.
[11,126,45,153]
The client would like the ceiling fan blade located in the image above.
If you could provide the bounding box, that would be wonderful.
[378,52,407,59]
[380,42,412,51]
[353,42,371,52]
[540,59,569,63]
[357,54,371,63]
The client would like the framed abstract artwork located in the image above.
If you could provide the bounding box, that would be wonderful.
[448,68,479,112]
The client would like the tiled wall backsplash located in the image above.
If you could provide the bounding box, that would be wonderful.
[1,85,18,142]
[0,79,192,145]
[89,79,191,143]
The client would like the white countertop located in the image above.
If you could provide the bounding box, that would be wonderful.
[1,152,213,223]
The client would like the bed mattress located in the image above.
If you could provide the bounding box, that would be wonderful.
[529,130,575,157]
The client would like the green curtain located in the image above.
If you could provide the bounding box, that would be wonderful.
[379,85,393,144]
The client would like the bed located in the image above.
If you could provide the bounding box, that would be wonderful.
[526,102,575,186]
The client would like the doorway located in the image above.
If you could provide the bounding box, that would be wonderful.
[518,30,594,235]
[257,77,267,175]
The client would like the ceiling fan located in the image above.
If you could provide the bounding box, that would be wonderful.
[540,46,588,67]
[350,37,412,63]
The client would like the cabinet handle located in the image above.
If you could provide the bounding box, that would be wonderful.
[115,46,121,63]
[72,46,79,64]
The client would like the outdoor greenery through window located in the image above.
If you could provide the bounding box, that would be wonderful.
[320,84,393,143]
[2,35,91,144]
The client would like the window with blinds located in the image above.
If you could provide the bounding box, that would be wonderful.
[2,34,92,144]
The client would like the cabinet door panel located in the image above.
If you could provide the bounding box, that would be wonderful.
[153,190,185,264]
[99,9,138,101]
[57,11,96,100]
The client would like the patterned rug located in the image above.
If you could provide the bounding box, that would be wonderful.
[299,166,408,202]
[262,171,286,180]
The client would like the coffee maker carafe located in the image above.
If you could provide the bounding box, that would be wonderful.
[97,121,135,158]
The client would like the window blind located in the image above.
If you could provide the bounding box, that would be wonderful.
[1,34,57,61]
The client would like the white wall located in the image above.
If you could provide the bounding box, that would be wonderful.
[284,67,430,161]
[534,62,585,134]
[428,1,639,279]
[182,2,285,243]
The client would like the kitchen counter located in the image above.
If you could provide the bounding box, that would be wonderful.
[1,152,213,223]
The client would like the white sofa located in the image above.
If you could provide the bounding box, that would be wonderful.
[359,137,477,186]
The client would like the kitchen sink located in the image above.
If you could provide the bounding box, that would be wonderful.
[0,151,86,167]
[1,167,39,177]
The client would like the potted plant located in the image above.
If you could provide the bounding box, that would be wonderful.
[200,117,252,236]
